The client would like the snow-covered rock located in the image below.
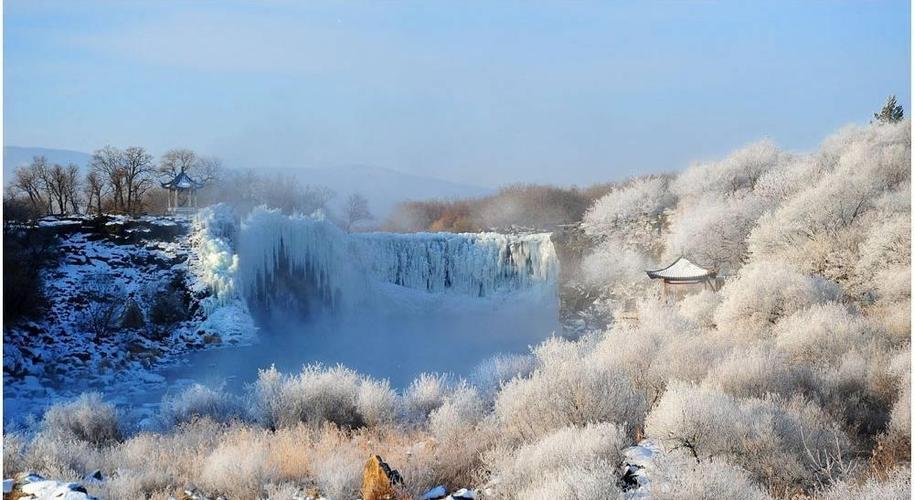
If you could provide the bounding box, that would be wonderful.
[9,474,97,500]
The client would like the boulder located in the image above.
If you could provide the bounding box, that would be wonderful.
[360,455,406,500]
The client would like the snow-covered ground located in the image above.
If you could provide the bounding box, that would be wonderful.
[3,214,255,425]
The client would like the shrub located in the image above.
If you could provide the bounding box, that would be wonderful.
[200,428,276,498]
[357,377,399,428]
[495,346,645,441]
[677,289,720,329]
[648,452,772,500]
[815,467,911,500]
[672,139,786,198]
[401,372,451,425]
[645,382,853,492]
[251,364,363,429]
[159,384,244,428]
[714,261,841,339]
[485,423,626,500]
[773,303,880,365]
[703,345,816,400]
[664,194,766,275]
[428,384,486,442]
[582,176,675,257]
[470,353,536,400]
[513,463,621,500]
[815,350,896,441]
[3,433,26,477]
[41,393,121,445]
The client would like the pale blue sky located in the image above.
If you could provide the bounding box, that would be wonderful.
[4,1,910,187]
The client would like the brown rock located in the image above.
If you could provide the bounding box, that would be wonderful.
[361,455,407,500]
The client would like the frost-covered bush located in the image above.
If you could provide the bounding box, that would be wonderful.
[3,433,26,477]
[400,372,451,425]
[580,238,652,304]
[582,176,675,256]
[677,289,720,329]
[827,120,911,188]
[854,213,911,288]
[648,452,772,500]
[159,384,244,428]
[714,261,841,339]
[673,139,786,199]
[747,173,879,278]
[753,157,824,205]
[587,299,719,404]
[645,382,852,491]
[251,364,363,429]
[496,342,645,441]
[428,384,486,442]
[41,393,121,445]
[485,423,626,500]
[773,303,880,365]
[428,384,493,487]
[815,467,911,500]
[703,345,816,399]
[664,194,765,274]
[470,353,536,399]
[200,429,276,498]
[356,377,399,428]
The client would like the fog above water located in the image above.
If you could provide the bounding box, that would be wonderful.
[156,291,560,400]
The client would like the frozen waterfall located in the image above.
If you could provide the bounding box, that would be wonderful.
[236,207,559,313]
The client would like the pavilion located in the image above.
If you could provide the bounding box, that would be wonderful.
[646,257,719,296]
[161,168,205,214]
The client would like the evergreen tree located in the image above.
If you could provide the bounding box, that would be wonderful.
[874,94,904,123]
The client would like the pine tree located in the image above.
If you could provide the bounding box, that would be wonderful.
[874,94,904,123]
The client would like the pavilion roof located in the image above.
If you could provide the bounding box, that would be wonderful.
[646,257,714,281]
[161,170,204,190]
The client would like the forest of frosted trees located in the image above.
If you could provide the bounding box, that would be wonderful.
[3,119,910,499]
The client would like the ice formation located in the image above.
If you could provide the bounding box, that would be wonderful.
[236,207,559,312]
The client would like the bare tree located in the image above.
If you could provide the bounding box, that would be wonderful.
[194,156,221,183]
[343,192,373,232]
[90,146,127,213]
[158,148,197,179]
[122,146,155,214]
[84,171,106,215]
[64,164,81,214]
[47,164,69,215]
[32,157,55,214]
[13,158,47,214]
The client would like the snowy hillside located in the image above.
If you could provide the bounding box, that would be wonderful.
[2,214,255,423]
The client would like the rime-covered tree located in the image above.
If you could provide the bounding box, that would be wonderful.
[343,192,373,232]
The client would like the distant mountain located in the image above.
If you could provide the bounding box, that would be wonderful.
[4,146,93,185]
[268,164,491,220]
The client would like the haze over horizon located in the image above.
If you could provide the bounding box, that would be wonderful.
[5,1,910,188]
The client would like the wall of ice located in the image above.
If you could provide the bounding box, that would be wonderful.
[236,207,559,313]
